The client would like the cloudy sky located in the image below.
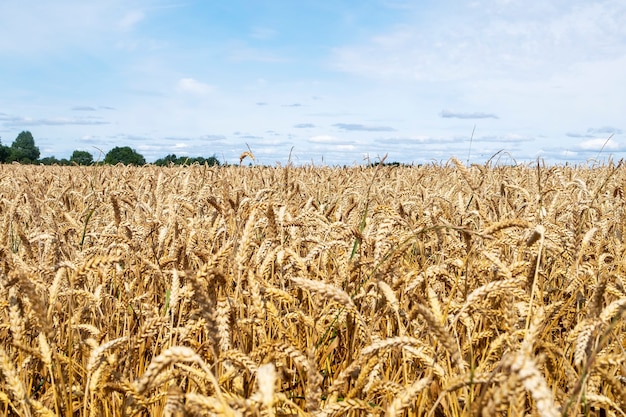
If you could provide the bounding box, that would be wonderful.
[1,0,625,165]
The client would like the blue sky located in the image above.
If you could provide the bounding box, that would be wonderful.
[1,0,625,165]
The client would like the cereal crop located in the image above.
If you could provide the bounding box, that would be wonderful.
[0,159,625,416]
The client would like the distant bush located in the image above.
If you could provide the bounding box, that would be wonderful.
[70,150,94,165]
[154,153,220,167]
[39,156,71,166]
[104,146,146,166]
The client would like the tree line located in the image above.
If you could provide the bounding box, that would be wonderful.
[0,131,220,166]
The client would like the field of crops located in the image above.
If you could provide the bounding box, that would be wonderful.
[0,160,625,416]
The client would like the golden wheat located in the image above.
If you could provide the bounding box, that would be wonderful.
[0,161,625,416]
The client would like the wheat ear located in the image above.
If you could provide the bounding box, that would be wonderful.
[387,377,432,417]
[412,303,466,372]
[134,346,222,401]
[0,346,30,417]
[509,351,561,417]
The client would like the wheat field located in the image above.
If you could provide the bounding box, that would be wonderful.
[0,159,625,416]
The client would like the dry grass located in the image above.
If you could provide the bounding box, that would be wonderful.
[0,160,625,416]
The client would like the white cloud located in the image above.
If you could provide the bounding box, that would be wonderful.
[118,10,145,31]
[2,115,109,126]
[440,110,499,120]
[309,135,338,143]
[250,27,278,40]
[307,135,358,154]
[379,136,460,145]
[578,137,620,151]
[177,78,214,95]
[333,123,396,132]
[331,1,626,82]
[0,1,154,55]
[475,133,535,143]
[227,42,288,62]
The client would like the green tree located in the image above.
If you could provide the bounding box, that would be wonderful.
[205,155,220,166]
[0,138,10,163]
[104,146,146,166]
[154,154,178,166]
[10,131,40,163]
[154,153,220,166]
[39,156,70,165]
[39,156,59,165]
[70,150,94,165]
